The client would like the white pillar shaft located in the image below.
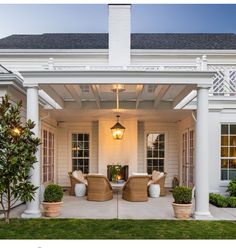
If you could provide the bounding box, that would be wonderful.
[194,87,212,219]
[22,87,41,218]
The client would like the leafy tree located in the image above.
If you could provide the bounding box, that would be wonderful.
[0,95,41,223]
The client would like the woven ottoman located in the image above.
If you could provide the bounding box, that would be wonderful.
[149,184,160,198]
[75,183,86,197]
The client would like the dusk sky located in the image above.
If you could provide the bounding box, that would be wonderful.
[0,4,236,38]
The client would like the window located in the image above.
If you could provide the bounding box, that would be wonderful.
[146,133,165,174]
[221,124,236,180]
[182,129,194,187]
[72,133,89,173]
[42,130,54,183]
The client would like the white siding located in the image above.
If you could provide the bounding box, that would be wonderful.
[137,121,145,173]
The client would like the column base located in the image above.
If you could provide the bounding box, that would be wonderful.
[21,209,42,218]
[193,211,213,220]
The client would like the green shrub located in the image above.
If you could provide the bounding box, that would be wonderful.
[228,197,236,208]
[172,186,192,204]
[227,177,236,197]
[209,193,229,207]
[44,184,63,202]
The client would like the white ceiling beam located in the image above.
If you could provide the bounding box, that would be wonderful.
[65,85,82,108]
[40,85,64,109]
[172,85,196,109]
[90,85,101,109]
[153,85,171,108]
[135,84,144,109]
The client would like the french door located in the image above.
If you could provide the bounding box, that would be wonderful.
[182,129,194,187]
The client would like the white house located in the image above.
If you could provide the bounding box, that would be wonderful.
[0,4,236,219]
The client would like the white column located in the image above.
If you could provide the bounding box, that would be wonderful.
[21,86,41,218]
[194,86,212,219]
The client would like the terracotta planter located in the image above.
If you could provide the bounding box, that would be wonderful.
[172,202,192,219]
[42,201,63,217]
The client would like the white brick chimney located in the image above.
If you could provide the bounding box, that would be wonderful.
[108,4,131,66]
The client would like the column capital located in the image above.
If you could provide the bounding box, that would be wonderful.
[197,84,212,89]
[25,84,39,89]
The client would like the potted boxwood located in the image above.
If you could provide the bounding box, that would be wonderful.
[42,184,63,217]
[172,186,193,219]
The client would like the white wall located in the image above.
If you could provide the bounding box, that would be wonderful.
[98,119,137,176]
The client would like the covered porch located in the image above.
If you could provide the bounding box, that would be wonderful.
[19,67,214,219]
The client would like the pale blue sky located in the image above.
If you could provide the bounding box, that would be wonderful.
[0,4,236,38]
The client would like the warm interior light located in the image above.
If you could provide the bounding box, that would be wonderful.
[117,175,122,180]
[12,127,21,136]
[111,115,125,140]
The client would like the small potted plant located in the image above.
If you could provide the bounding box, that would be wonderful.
[172,186,192,219]
[42,184,63,217]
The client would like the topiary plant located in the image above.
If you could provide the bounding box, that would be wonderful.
[172,186,192,204]
[44,184,63,203]
[227,177,236,197]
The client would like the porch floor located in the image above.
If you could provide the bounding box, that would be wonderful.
[7,190,236,220]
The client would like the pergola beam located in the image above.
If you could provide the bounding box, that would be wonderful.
[65,85,82,108]
[40,85,64,109]
[135,84,144,109]
[172,85,196,109]
[90,85,101,109]
[154,85,171,108]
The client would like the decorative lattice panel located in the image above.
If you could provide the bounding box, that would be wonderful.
[208,65,236,96]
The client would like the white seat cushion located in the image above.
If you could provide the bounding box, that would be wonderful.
[152,171,164,181]
[72,170,88,186]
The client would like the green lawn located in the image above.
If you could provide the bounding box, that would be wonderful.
[0,219,236,239]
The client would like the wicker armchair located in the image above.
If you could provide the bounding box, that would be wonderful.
[149,172,167,196]
[86,175,113,201]
[122,175,150,202]
[68,172,87,196]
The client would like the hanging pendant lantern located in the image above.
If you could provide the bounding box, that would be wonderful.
[111,115,125,140]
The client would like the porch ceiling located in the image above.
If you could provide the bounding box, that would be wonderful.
[39,83,195,111]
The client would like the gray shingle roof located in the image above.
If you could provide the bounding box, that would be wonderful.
[0,33,236,50]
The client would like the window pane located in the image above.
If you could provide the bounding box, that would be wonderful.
[221,147,228,157]
[230,125,236,135]
[230,136,236,146]
[221,159,228,180]
[147,159,152,167]
[78,134,83,141]
[147,167,152,174]
[159,134,165,142]
[84,150,89,157]
[230,147,236,157]
[229,159,236,180]
[221,136,228,146]
[147,149,152,158]
[221,124,228,134]
[153,150,158,158]
[84,142,89,149]
[159,150,164,158]
[84,134,89,141]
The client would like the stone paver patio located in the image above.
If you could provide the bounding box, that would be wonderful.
[7,190,236,220]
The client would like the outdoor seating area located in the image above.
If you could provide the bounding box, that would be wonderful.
[68,169,167,202]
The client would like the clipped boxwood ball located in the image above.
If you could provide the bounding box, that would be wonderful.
[44,184,63,202]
